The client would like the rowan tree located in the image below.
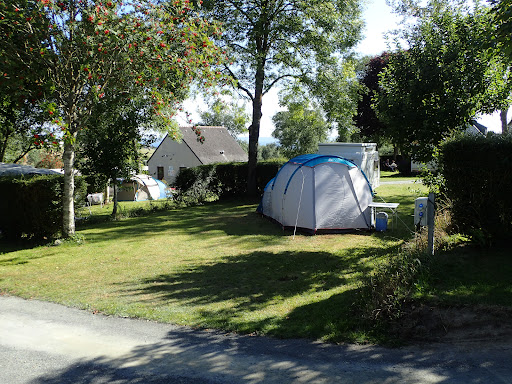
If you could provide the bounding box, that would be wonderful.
[0,0,228,236]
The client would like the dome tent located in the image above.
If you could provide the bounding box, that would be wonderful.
[258,154,374,233]
[117,174,170,202]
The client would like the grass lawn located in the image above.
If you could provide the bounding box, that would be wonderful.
[1,180,510,343]
[415,247,512,307]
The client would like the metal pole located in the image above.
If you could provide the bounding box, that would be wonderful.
[427,192,435,256]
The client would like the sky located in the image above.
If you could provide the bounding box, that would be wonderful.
[181,0,503,140]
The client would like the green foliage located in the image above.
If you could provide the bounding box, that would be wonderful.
[203,0,363,95]
[259,143,283,161]
[360,250,425,322]
[491,0,512,60]
[0,96,47,163]
[358,196,468,325]
[272,98,329,158]
[376,3,511,162]
[0,174,87,239]
[83,174,107,195]
[0,0,228,136]
[75,90,149,215]
[174,161,284,203]
[198,97,249,137]
[438,133,512,245]
[354,53,391,146]
[300,59,363,141]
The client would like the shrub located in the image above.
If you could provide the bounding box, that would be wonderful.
[438,133,512,245]
[358,201,466,323]
[0,174,87,239]
[174,160,284,203]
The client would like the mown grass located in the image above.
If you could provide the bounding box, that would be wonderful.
[413,247,512,307]
[2,179,510,343]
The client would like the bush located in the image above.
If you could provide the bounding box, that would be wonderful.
[0,174,87,239]
[174,160,284,203]
[358,201,467,324]
[438,133,512,245]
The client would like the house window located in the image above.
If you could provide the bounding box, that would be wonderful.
[157,166,164,180]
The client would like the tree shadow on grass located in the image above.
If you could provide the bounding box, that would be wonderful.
[423,247,512,307]
[81,201,288,244]
[115,245,396,341]
[0,238,59,264]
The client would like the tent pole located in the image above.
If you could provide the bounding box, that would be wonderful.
[293,169,305,239]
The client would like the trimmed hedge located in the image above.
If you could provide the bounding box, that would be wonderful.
[174,161,284,201]
[0,174,87,239]
[439,133,512,245]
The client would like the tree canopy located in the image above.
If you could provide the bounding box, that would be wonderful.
[353,53,390,147]
[375,2,511,162]
[76,90,151,217]
[272,97,329,159]
[0,95,53,163]
[202,0,363,194]
[490,0,512,60]
[198,96,249,138]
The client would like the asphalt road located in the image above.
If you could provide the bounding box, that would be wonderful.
[1,295,512,384]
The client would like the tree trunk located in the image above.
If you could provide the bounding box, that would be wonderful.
[247,61,265,196]
[500,109,509,134]
[0,137,8,162]
[62,136,76,237]
[111,183,118,218]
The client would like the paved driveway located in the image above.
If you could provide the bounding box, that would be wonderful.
[1,295,511,383]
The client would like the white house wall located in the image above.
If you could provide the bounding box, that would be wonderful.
[148,136,202,184]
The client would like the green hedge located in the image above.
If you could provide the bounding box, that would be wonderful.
[174,161,284,201]
[439,133,512,244]
[0,174,87,239]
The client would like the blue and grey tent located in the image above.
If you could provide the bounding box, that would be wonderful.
[258,154,374,233]
[117,174,171,201]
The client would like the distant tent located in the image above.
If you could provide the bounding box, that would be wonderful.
[117,174,170,201]
[258,154,373,233]
[154,178,172,199]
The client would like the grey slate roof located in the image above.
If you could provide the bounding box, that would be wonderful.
[180,126,247,164]
[468,119,488,135]
[0,162,59,177]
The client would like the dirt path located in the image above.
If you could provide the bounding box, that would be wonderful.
[1,295,512,384]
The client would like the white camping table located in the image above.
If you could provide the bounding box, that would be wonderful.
[368,202,400,230]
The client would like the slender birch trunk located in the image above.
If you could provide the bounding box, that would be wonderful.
[62,134,76,237]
